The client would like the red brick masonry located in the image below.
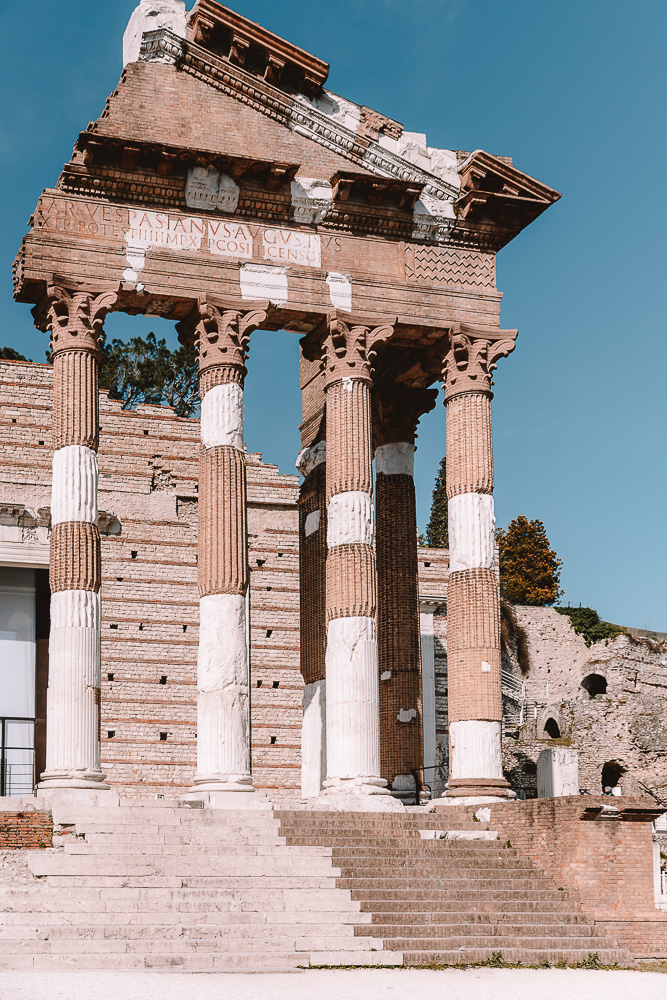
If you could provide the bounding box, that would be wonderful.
[488,796,667,960]
[0,811,53,850]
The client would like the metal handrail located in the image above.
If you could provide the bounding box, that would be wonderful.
[0,717,36,797]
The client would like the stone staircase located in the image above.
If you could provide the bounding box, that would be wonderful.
[0,800,402,971]
[277,808,632,967]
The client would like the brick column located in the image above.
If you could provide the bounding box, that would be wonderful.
[439,326,517,801]
[33,282,117,789]
[304,313,395,799]
[296,439,327,797]
[374,386,437,802]
[177,298,267,795]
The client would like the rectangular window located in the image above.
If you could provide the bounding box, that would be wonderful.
[0,568,36,795]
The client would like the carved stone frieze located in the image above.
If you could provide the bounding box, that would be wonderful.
[302,311,397,389]
[32,282,119,357]
[177,297,269,377]
[373,385,439,448]
[442,327,518,401]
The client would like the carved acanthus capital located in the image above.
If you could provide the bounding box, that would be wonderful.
[373,384,439,448]
[32,282,119,358]
[302,311,397,390]
[442,326,518,402]
[177,297,269,378]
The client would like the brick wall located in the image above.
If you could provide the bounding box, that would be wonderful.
[488,796,667,958]
[0,811,52,850]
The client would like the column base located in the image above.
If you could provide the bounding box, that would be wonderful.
[434,777,516,807]
[38,771,110,791]
[308,776,403,812]
[182,789,271,811]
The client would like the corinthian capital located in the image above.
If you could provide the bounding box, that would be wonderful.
[177,297,268,378]
[373,384,439,448]
[32,281,119,358]
[302,310,396,390]
[442,326,518,401]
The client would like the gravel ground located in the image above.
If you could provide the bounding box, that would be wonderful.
[0,968,663,1000]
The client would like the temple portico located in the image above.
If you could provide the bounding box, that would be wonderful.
[10,0,560,808]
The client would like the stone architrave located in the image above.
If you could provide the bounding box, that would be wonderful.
[373,385,438,801]
[436,325,518,803]
[32,281,118,790]
[537,748,580,798]
[302,313,396,802]
[176,298,268,799]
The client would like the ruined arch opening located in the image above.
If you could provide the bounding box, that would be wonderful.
[601,760,625,793]
[581,673,607,698]
[543,717,561,739]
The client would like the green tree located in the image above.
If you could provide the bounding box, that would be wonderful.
[0,347,29,361]
[423,457,449,548]
[497,515,563,606]
[47,333,199,418]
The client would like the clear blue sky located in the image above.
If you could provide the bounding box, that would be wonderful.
[1,1,665,630]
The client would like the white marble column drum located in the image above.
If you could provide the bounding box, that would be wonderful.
[32,284,117,790]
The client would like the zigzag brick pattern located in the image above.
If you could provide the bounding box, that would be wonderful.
[50,521,102,594]
[326,380,373,500]
[198,444,248,596]
[326,544,376,621]
[446,392,493,497]
[408,247,496,288]
[52,349,100,451]
[446,568,501,723]
[298,462,327,687]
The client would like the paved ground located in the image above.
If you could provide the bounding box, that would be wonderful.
[0,968,663,1000]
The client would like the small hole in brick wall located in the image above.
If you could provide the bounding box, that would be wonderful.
[424,562,431,568]
[267,586,272,591]
[39,440,44,446]
[139,623,144,631]
[257,679,263,687]
[273,681,280,689]
[108,673,115,682]
[11,418,16,424]
[183,625,187,632]
[257,558,266,566]
[270,736,277,744]
[131,551,138,559]
[277,552,283,558]
[266,629,273,638]
[160,732,168,741]
[107,731,115,739]
[143,429,149,436]
[160,676,167,685]
[116,577,123,582]
[110,623,118,630]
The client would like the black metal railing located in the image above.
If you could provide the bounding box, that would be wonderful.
[0,717,36,797]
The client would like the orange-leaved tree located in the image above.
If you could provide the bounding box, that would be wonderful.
[496,516,563,606]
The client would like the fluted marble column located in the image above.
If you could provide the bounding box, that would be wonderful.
[439,326,517,801]
[33,282,117,789]
[296,439,327,797]
[177,298,267,794]
[374,386,437,801]
[303,312,395,798]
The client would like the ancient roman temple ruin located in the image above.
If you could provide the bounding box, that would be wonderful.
[10,0,562,807]
[2,0,667,973]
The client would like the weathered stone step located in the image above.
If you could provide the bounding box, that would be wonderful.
[38,875,341,889]
[332,857,534,872]
[398,948,626,967]
[337,876,555,890]
[352,888,571,902]
[0,886,360,911]
[367,910,589,926]
[64,843,332,858]
[29,856,340,878]
[357,923,610,941]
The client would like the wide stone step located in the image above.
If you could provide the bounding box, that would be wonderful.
[38,875,341,889]
[398,947,627,967]
[80,832,286,846]
[332,857,534,872]
[64,843,332,858]
[0,930,374,950]
[0,886,360,911]
[356,923,609,941]
[374,933,614,951]
[367,910,589,925]
[29,856,340,878]
[352,888,571,902]
[0,953,303,972]
[337,876,554,890]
